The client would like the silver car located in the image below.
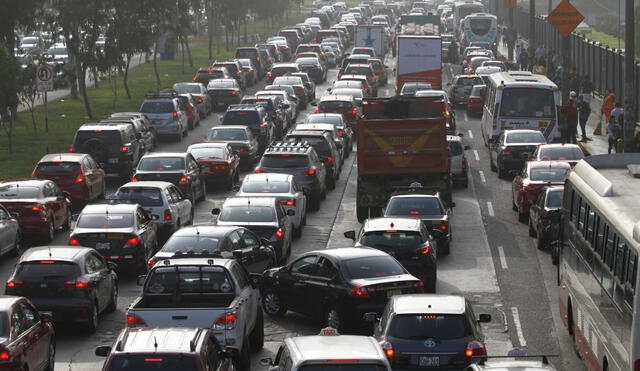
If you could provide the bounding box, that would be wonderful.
[447,135,469,188]
[0,205,21,255]
[114,181,193,236]
[447,75,484,105]
[236,173,306,237]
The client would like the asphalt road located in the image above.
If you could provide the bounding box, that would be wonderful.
[1,58,587,370]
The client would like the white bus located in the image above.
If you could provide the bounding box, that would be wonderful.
[481,71,561,146]
[558,154,640,371]
[461,13,498,47]
[453,0,484,37]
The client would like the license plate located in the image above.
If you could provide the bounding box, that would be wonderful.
[416,356,440,367]
[96,242,111,250]
[108,158,119,164]
[387,289,402,298]
[108,233,124,239]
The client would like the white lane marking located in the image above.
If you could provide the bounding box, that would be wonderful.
[497,246,508,269]
[468,130,473,139]
[478,170,486,183]
[511,307,527,347]
[464,113,469,121]
[487,201,494,216]
[473,150,480,161]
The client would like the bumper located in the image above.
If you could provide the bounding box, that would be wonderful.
[17,217,49,233]
[154,123,183,135]
[29,297,93,322]
[201,173,232,183]
[213,97,241,107]
[499,156,525,173]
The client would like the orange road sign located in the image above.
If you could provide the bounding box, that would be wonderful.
[546,0,585,37]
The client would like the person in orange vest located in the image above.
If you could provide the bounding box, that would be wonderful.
[599,90,616,134]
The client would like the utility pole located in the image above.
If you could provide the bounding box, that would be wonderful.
[529,0,536,62]
[548,0,552,13]
[508,7,514,60]
[623,0,636,151]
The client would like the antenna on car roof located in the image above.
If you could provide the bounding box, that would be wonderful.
[195,226,200,238]
[153,336,158,352]
[48,246,52,258]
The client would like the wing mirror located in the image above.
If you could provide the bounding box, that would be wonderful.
[343,230,356,241]
[211,208,221,215]
[95,346,112,357]
[107,261,118,271]
[363,312,379,322]
[136,275,147,286]
[478,314,492,323]
[260,237,272,246]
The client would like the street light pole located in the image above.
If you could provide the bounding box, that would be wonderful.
[529,0,535,62]
[623,0,636,151]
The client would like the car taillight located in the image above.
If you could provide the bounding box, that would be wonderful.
[439,224,448,231]
[503,147,513,155]
[326,156,334,165]
[64,277,89,290]
[280,199,296,206]
[179,176,189,184]
[172,111,178,119]
[267,72,273,78]
[338,129,345,136]
[351,108,358,115]
[254,169,264,174]
[0,350,11,361]
[68,146,75,152]
[381,341,394,358]
[350,285,370,298]
[211,164,227,171]
[31,205,42,212]
[301,169,316,176]
[5,279,23,290]
[461,156,468,169]
[213,312,237,330]
[164,209,172,221]
[314,109,320,113]
[131,176,138,182]
[417,242,431,255]
[126,314,147,326]
[68,238,81,246]
[75,176,86,183]
[196,96,204,103]
[125,237,140,247]
[230,90,238,95]
[275,228,284,241]
[147,257,158,268]
[465,340,486,358]
[239,147,247,152]
[120,145,129,153]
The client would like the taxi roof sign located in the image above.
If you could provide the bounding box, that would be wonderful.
[545,0,585,37]
[319,327,339,336]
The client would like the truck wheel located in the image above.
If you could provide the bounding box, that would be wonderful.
[250,310,264,351]
[356,207,368,223]
[234,337,251,371]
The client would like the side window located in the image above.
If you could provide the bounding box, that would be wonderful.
[315,257,338,279]
[136,208,147,225]
[10,307,26,339]
[232,264,249,288]
[42,183,54,198]
[277,347,291,371]
[85,254,100,273]
[290,255,318,276]
[92,253,107,271]
[241,230,260,249]
[614,239,628,281]
[169,187,183,202]
[0,208,8,220]
[604,227,617,268]
[20,302,39,329]
[227,231,243,251]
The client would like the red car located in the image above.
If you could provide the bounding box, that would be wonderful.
[0,179,72,242]
[512,161,570,222]
[187,142,240,190]
[466,84,486,117]
[530,143,585,168]
[32,153,106,206]
[177,93,200,129]
[315,94,361,126]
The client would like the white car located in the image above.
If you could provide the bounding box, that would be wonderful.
[114,181,193,236]
[236,173,307,237]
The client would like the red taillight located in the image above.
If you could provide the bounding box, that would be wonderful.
[280,199,296,206]
[31,205,42,212]
[172,111,178,119]
[179,176,189,184]
[213,312,237,329]
[440,224,448,231]
[381,341,394,358]
[301,169,316,176]
[314,109,321,113]
[131,176,138,182]
[0,350,11,361]
[275,228,284,241]
[409,211,420,215]
[125,237,140,247]
[503,147,513,155]
[68,238,81,246]
[144,358,164,362]
[254,169,264,174]
[211,164,228,172]
[164,209,172,221]
[68,146,75,152]
[230,90,238,95]
[267,72,273,78]
[40,260,56,264]
[461,156,468,169]
[6,279,23,290]
[196,96,204,103]
[147,257,158,268]
[350,285,370,298]
[417,243,431,255]
[338,129,345,136]
[239,147,248,152]
[465,340,486,358]
[74,176,86,183]
[120,145,129,153]
[126,314,147,326]
[65,277,89,290]
[351,108,358,115]
[326,156,334,165]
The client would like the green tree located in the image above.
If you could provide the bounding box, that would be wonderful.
[0,45,22,153]
[0,0,44,55]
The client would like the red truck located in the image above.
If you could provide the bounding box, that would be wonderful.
[356,97,452,222]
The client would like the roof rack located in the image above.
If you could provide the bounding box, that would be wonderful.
[476,354,559,365]
[227,104,260,110]
[144,89,178,99]
[265,141,311,153]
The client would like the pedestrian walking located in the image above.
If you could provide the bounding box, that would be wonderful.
[517,48,529,71]
[532,57,546,75]
[534,44,546,60]
[581,75,593,103]
[598,90,616,135]
[610,102,624,126]
[607,118,622,153]
[566,92,579,144]
[577,95,591,142]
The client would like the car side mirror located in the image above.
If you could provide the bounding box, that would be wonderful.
[522,153,530,159]
[478,314,492,323]
[249,273,262,288]
[211,208,221,215]
[232,185,241,192]
[363,312,379,322]
[39,312,53,323]
[286,209,295,216]
[310,101,318,106]
[260,358,273,367]
[9,213,18,220]
[232,249,243,259]
[343,230,356,241]
[136,275,147,286]
[107,261,118,271]
[326,88,332,92]
[260,237,272,246]
[464,145,470,150]
[95,346,112,357]
[61,191,71,199]
[448,202,456,208]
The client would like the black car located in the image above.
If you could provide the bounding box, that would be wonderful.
[6,245,118,332]
[69,123,143,179]
[207,79,242,111]
[345,217,438,293]
[529,186,563,256]
[290,72,316,101]
[206,126,261,168]
[235,47,263,77]
[68,203,159,273]
[256,43,280,63]
[220,105,275,153]
[100,117,156,154]
[489,129,547,178]
[255,142,327,211]
[133,152,206,202]
[148,225,277,273]
[285,130,340,190]
[304,113,354,157]
[383,191,454,256]
[260,248,424,331]
[109,112,159,149]
[295,57,326,84]
[240,96,287,140]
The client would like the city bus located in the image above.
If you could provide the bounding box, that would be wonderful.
[453,0,484,38]
[558,154,640,371]
[481,71,561,146]
[461,13,498,48]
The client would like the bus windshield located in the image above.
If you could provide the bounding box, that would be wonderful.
[469,18,492,36]
[499,88,556,118]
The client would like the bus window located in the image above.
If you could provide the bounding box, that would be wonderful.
[605,228,617,268]
[627,251,637,289]
[577,199,586,233]
[595,215,606,257]
[570,190,579,221]
[615,240,627,282]
[499,88,555,118]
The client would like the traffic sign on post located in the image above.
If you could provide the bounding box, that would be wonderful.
[36,64,54,92]
[545,0,585,37]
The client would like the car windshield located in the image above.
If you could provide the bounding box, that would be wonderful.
[173,84,201,94]
[344,256,406,279]
[116,187,163,207]
[141,101,174,113]
[242,181,290,193]
[299,365,387,371]
[388,314,469,340]
[208,129,247,141]
[546,190,563,208]
[319,101,353,110]
[218,206,275,222]
[35,162,80,174]
[16,261,80,281]
[360,231,424,249]
[538,147,584,161]
[137,157,185,171]
[305,115,342,125]
[261,155,309,169]
[222,111,260,125]
[0,185,40,199]
[161,236,221,254]
[190,147,224,160]
[106,355,198,371]
[529,168,568,182]
[77,214,133,228]
[505,132,546,144]
[287,137,330,155]
[146,266,233,294]
[209,80,236,88]
[386,197,444,217]
[499,88,556,118]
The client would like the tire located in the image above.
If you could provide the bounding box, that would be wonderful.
[174,133,182,142]
[426,271,437,293]
[327,175,336,190]
[320,187,327,200]
[13,230,24,256]
[497,160,506,179]
[225,174,235,190]
[250,310,264,352]
[105,283,118,313]
[537,234,546,251]
[234,337,251,371]
[490,155,497,171]
[100,181,107,199]
[44,218,55,243]
[518,209,528,223]
[86,302,99,333]
[356,206,368,222]
[325,307,342,331]
[197,181,206,202]
[293,224,302,239]
[262,290,286,317]
[62,208,72,231]
[528,218,537,237]
[44,340,55,371]
[309,195,321,211]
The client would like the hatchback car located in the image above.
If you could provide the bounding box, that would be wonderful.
[114,181,193,236]
[339,74,374,97]
[192,67,231,86]
[490,129,548,178]
[295,57,327,83]
[368,57,388,85]
[139,93,189,142]
[240,95,287,138]
[342,64,378,95]
[530,143,584,167]
[235,47,263,77]
[6,246,118,333]
[511,161,570,222]
[32,153,106,206]
[447,135,469,188]
[236,173,307,238]
[212,60,247,88]
[132,152,206,202]
[213,196,293,264]
[206,126,260,168]
[266,63,300,84]
[237,58,258,86]
[260,248,424,331]
[0,296,55,370]
[207,79,242,111]
[0,179,71,243]
[176,93,201,129]
[529,186,564,253]
[345,217,438,293]
[290,72,317,103]
[304,113,354,157]
[467,84,486,117]
[369,295,491,369]
[448,75,484,105]
[220,105,275,153]
[188,143,240,189]
[272,76,309,108]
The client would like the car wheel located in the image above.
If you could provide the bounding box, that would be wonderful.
[234,337,251,371]
[293,224,302,239]
[489,153,497,171]
[356,206,368,222]
[174,133,182,142]
[325,307,342,331]
[189,208,195,225]
[44,340,55,371]
[537,233,547,251]
[426,271,437,293]
[62,208,72,231]
[100,181,107,199]
[518,209,528,223]
[86,302,99,333]
[439,241,451,256]
[198,181,206,202]
[320,187,327,200]
[13,230,24,256]
[249,310,264,352]
[497,160,506,179]
[262,290,287,317]
[106,284,118,313]
[309,195,321,211]
[327,175,336,190]
[528,218,537,237]
[44,218,55,243]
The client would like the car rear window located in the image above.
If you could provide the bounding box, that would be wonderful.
[344,256,406,279]
[236,49,257,58]
[215,63,238,74]
[141,101,174,113]
[35,162,80,174]
[222,111,260,125]
[529,168,568,182]
[209,80,236,88]
[161,236,221,254]
[242,181,290,193]
[174,83,201,94]
[305,115,342,125]
[546,190,563,208]
[77,214,134,228]
[388,314,470,340]
[386,197,444,217]
[208,128,247,141]
[287,136,330,155]
[261,154,310,168]
[218,206,275,223]
[106,355,198,371]
[137,157,186,171]
[360,231,424,249]
[116,187,163,207]
[271,66,297,75]
[146,266,234,294]
[505,132,546,144]
[448,141,463,156]
[319,101,353,111]
[345,66,372,76]
[189,147,224,160]
[241,99,274,111]
[299,365,387,371]
[0,185,40,199]
[456,77,483,86]
[16,261,81,281]
[74,131,122,147]
[538,147,584,161]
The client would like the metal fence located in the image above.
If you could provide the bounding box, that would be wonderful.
[490,1,639,116]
